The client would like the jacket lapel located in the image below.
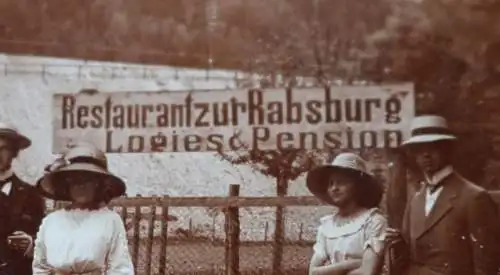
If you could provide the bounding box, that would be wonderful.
[9,174,29,216]
[417,173,459,239]
[410,185,427,239]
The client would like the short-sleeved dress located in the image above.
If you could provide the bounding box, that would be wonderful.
[32,206,134,275]
[313,208,387,264]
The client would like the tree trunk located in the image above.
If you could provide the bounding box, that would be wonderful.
[272,176,288,274]
[386,151,409,228]
[385,150,409,275]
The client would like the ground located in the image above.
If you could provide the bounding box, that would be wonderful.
[134,241,312,275]
[133,240,391,275]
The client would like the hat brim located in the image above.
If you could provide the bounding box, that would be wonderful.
[36,163,126,201]
[306,165,377,205]
[0,129,31,150]
[401,134,456,146]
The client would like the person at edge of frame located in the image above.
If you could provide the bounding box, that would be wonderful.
[0,123,46,275]
[307,152,387,275]
[385,115,500,275]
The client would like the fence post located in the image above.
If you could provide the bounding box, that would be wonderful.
[273,180,287,274]
[159,195,169,275]
[212,216,217,241]
[264,222,269,242]
[273,206,284,274]
[132,194,142,273]
[145,197,159,275]
[298,223,304,242]
[225,184,240,275]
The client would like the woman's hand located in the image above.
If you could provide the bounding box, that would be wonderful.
[385,227,404,247]
[309,259,362,275]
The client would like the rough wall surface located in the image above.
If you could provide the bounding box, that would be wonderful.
[0,54,334,241]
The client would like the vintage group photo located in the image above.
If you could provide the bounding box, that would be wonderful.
[0,0,499,274]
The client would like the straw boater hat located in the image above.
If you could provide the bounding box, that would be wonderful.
[36,143,126,201]
[306,152,382,207]
[401,115,456,146]
[0,122,31,150]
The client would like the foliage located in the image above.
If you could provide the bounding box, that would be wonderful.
[0,0,389,73]
[366,0,500,186]
[226,0,390,82]
[218,147,331,188]
[215,0,389,193]
[217,124,333,194]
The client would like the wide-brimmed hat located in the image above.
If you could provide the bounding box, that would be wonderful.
[0,122,31,150]
[306,153,382,207]
[36,143,126,201]
[401,115,456,146]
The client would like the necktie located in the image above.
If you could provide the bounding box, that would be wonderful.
[428,180,445,194]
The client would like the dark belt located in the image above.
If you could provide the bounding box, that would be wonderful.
[51,268,103,275]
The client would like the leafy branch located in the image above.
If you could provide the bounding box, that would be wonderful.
[217,131,332,188]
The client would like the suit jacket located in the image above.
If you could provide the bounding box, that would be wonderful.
[392,172,500,275]
[2,174,45,275]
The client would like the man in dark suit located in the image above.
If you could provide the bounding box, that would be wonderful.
[386,115,500,275]
[0,123,45,275]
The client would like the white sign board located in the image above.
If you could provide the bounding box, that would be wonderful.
[52,84,415,153]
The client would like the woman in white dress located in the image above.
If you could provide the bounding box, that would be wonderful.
[32,144,134,275]
[307,153,387,275]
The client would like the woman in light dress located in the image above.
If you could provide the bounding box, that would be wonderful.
[307,153,387,275]
[32,144,134,275]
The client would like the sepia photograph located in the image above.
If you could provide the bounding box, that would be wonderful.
[0,0,499,274]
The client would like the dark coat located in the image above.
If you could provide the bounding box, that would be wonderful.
[392,172,500,275]
[0,174,45,275]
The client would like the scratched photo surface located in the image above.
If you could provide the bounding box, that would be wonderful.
[1,0,499,274]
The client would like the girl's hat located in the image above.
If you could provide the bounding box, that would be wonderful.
[36,143,126,201]
[0,122,31,150]
[306,153,382,207]
[401,115,456,146]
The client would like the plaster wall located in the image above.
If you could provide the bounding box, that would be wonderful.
[0,54,332,241]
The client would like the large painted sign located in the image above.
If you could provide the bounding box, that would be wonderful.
[52,84,415,153]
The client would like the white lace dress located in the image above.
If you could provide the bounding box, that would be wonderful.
[32,206,134,275]
[313,208,387,264]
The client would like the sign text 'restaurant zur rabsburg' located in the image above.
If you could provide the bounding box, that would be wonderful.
[52,84,415,153]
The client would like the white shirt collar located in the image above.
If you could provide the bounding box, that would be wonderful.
[0,169,13,196]
[425,165,453,186]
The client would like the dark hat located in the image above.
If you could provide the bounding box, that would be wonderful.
[0,122,31,150]
[36,143,126,201]
[306,152,382,207]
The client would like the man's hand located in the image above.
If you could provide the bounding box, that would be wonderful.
[7,231,33,256]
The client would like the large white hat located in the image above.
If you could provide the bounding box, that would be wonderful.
[401,115,456,146]
[0,122,31,150]
[306,153,382,207]
[36,143,126,201]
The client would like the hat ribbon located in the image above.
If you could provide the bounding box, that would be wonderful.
[411,127,453,136]
[44,156,106,174]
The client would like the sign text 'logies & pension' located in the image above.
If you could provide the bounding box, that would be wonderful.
[53,85,414,153]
